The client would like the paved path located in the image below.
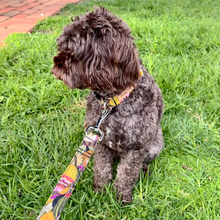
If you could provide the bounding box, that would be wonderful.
[0,0,80,46]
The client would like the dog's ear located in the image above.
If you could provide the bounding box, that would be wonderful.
[112,40,140,91]
[90,49,140,94]
[91,66,115,93]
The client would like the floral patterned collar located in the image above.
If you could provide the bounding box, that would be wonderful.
[93,69,143,109]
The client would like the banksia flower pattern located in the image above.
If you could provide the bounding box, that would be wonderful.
[37,131,99,220]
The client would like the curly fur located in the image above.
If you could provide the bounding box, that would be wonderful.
[52,7,164,203]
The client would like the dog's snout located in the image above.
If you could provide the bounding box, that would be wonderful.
[51,67,57,76]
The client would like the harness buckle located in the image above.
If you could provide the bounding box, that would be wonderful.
[86,126,104,141]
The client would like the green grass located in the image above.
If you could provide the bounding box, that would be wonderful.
[1,0,220,219]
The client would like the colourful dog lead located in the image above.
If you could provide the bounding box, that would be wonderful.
[37,127,102,220]
[37,102,112,220]
[37,70,143,219]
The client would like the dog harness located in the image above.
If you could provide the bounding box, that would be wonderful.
[37,69,143,220]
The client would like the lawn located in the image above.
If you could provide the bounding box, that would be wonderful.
[0,0,220,219]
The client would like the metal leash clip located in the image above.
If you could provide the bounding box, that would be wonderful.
[86,126,104,141]
[85,101,112,142]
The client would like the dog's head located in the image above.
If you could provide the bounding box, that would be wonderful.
[52,7,140,97]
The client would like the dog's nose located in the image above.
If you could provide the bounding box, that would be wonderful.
[51,67,55,75]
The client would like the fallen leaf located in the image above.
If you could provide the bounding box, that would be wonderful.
[183,164,193,170]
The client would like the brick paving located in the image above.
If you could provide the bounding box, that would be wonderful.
[0,0,80,47]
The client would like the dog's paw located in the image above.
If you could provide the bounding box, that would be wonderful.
[115,188,133,205]
[114,184,133,205]
[117,192,133,205]
[93,183,106,193]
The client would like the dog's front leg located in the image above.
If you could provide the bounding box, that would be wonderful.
[114,151,145,204]
[93,143,115,192]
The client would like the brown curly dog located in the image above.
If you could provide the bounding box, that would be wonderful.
[52,7,164,204]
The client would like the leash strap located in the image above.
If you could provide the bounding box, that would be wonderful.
[37,105,112,220]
